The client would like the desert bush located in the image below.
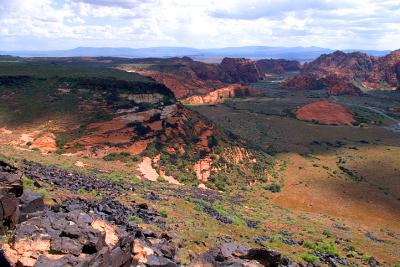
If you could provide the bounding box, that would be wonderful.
[300,253,318,264]
[263,182,281,193]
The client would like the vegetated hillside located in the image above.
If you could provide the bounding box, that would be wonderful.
[0,58,275,191]
[120,56,300,102]
[284,50,400,95]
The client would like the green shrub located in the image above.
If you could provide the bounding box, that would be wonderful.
[103,152,135,162]
[157,176,168,183]
[103,153,118,161]
[263,183,281,193]
[23,178,34,189]
[304,227,316,234]
[78,187,87,194]
[36,188,50,199]
[105,172,123,182]
[159,209,167,217]
[207,173,230,191]
[144,143,158,158]
[316,242,338,256]
[303,240,315,249]
[119,152,131,157]
[128,215,142,224]
[301,253,318,264]
[55,138,67,149]
[322,229,332,238]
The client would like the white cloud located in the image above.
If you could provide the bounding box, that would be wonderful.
[0,0,399,50]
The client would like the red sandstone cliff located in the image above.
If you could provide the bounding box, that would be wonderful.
[284,50,400,95]
[182,84,261,105]
[123,57,300,100]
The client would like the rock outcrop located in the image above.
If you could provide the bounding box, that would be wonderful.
[0,159,302,267]
[136,71,225,99]
[256,58,301,75]
[0,160,179,267]
[327,80,363,96]
[219,58,264,83]
[285,50,400,95]
[218,57,301,83]
[295,100,355,126]
[182,84,260,105]
[123,57,300,100]
[0,161,23,234]
[194,242,297,267]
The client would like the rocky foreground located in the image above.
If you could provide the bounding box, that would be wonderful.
[0,160,304,267]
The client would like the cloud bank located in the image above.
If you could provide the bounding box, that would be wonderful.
[0,0,399,50]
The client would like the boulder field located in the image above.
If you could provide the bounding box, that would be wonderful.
[0,160,301,267]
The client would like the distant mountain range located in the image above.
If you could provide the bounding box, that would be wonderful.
[0,46,391,62]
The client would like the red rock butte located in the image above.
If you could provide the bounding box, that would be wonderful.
[295,100,355,126]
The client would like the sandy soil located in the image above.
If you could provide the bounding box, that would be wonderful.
[273,149,400,231]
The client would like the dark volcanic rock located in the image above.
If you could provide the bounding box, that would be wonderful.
[19,191,44,222]
[0,160,23,234]
[201,204,233,224]
[22,160,128,194]
[146,255,177,267]
[195,242,297,267]
[3,209,132,266]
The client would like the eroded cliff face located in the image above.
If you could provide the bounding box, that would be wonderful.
[182,84,261,105]
[219,58,264,83]
[284,50,400,95]
[134,70,225,99]
[122,57,300,100]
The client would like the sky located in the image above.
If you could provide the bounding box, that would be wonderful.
[0,0,399,51]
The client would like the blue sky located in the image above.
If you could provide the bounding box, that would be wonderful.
[0,0,399,51]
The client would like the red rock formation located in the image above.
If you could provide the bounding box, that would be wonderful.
[327,81,363,96]
[193,156,212,182]
[283,75,325,91]
[285,50,400,95]
[182,84,260,105]
[29,133,57,153]
[219,58,263,83]
[137,71,224,99]
[256,59,301,75]
[127,57,300,99]
[295,100,355,126]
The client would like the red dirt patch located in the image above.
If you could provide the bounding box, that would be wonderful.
[296,100,355,126]
[30,132,57,153]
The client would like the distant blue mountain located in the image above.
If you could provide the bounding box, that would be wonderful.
[0,46,391,61]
